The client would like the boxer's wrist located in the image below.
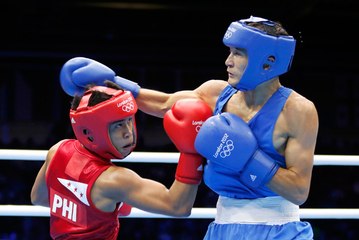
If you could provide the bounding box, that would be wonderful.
[175,153,204,185]
[118,202,132,216]
[239,149,280,188]
[114,76,140,98]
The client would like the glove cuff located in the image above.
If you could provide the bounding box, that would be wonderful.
[175,153,204,185]
[240,149,279,188]
[118,202,132,216]
[114,76,141,98]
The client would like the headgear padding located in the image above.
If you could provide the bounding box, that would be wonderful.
[223,16,296,91]
[70,86,138,159]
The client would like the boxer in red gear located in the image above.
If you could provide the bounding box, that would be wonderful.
[31,80,211,239]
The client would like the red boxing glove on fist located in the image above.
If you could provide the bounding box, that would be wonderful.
[164,99,212,184]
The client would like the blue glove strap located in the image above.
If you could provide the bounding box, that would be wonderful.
[240,149,280,188]
[114,76,140,98]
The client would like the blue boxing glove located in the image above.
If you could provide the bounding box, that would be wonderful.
[194,112,279,188]
[60,57,140,97]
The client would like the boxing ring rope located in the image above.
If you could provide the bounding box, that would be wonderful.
[1,149,359,219]
[1,149,359,165]
[0,205,359,219]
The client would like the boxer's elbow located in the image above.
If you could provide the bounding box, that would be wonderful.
[295,192,309,206]
[166,203,193,217]
[31,191,49,207]
[171,207,192,217]
[287,188,310,206]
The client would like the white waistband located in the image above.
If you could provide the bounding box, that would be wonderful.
[215,196,300,225]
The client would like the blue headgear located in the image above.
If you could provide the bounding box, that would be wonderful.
[223,16,296,91]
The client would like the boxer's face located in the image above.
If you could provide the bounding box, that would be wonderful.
[109,116,136,157]
[225,47,248,87]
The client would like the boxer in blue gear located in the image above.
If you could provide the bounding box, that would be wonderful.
[59,15,319,239]
[199,85,315,239]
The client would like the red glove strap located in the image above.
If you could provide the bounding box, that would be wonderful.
[175,153,204,185]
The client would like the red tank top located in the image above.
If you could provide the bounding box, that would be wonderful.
[46,139,121,239]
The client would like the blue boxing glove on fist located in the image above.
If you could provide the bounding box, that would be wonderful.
[194,112,279,189]
[60,57,140,97]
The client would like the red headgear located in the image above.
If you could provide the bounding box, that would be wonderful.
[70,86,138,159]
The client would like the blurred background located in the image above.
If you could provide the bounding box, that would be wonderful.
[0,0,358,239]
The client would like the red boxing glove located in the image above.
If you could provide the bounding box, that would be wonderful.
[118,202,132,216]
[164,99,212,184]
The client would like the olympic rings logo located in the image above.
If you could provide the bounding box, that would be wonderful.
[219,140,234,158]
[122,102,135,112]
[224,31,232,39]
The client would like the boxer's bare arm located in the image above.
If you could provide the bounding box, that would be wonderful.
[31,141,65,206]
[92,166,196,216]
[135,80,227,118]
[268,94,318,205]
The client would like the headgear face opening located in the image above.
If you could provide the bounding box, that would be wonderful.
[70,86,138,159]
[223,16,296,91]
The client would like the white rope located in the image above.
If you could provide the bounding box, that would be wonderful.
[1,205,358,219]
[1,149,359,165]
[1,149,358,220]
